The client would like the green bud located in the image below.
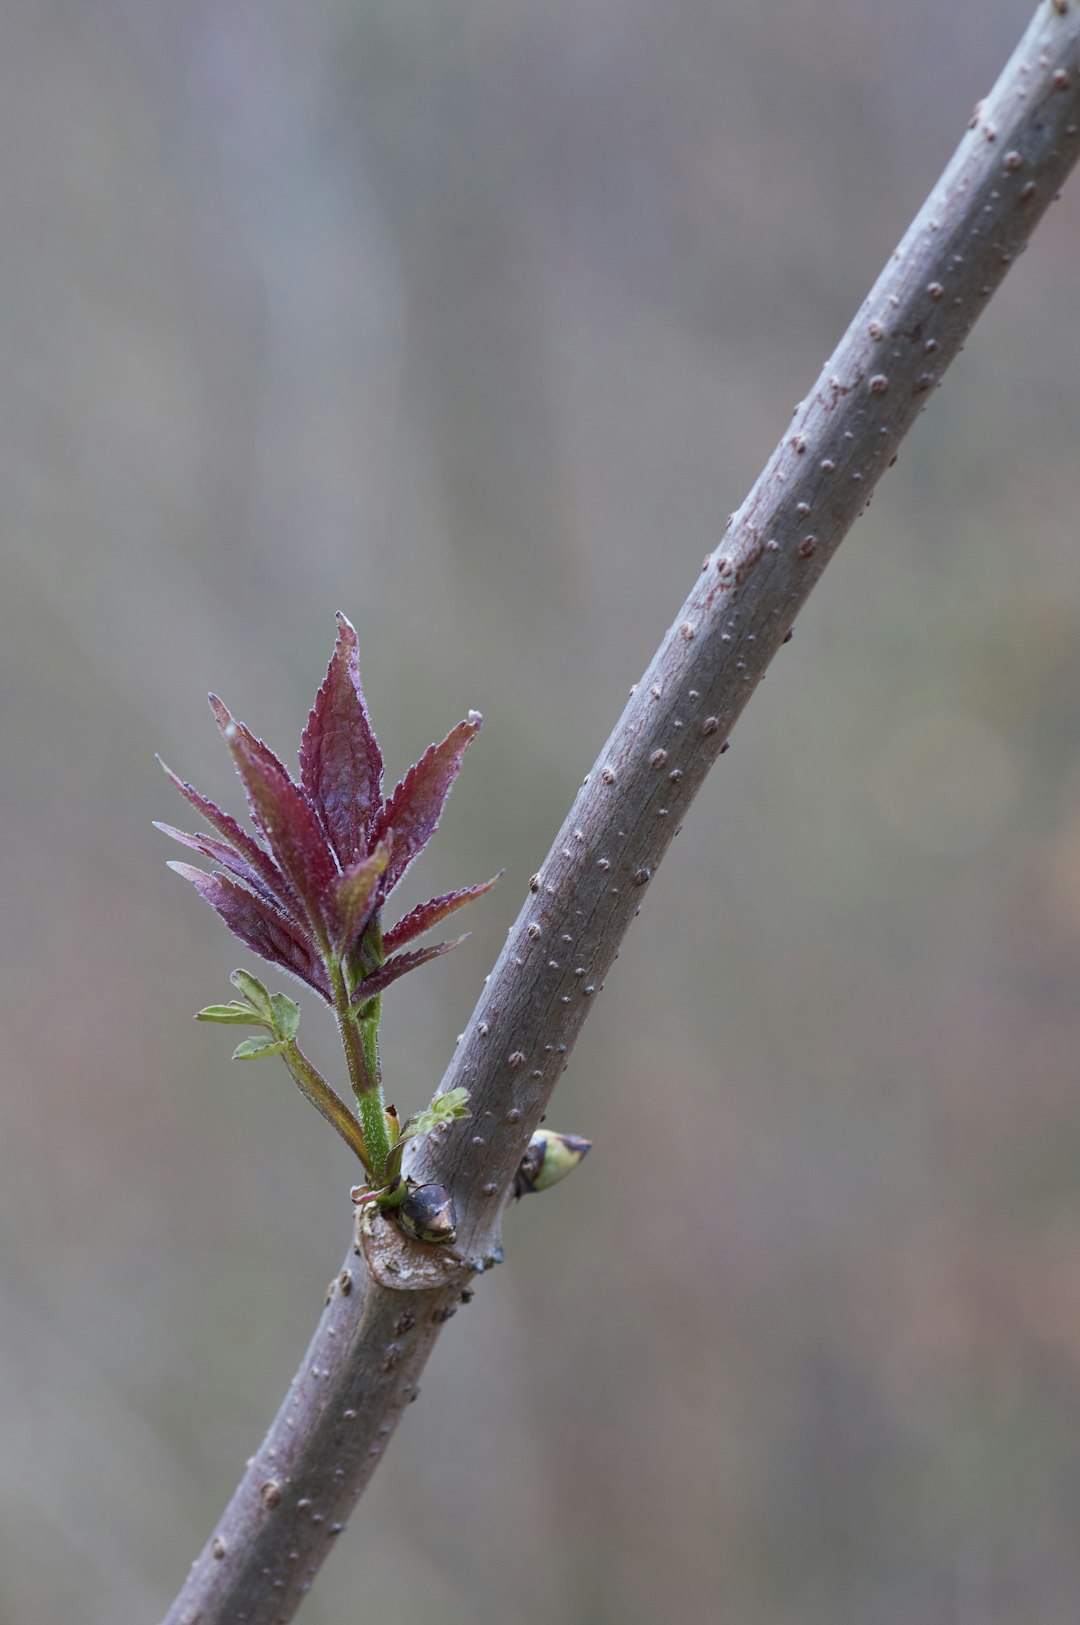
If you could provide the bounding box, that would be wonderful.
[513,1129,591,1198]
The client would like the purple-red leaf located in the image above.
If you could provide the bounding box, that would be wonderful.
[374,714,482,895]
[154,822,291,915]
[208,697,294,830]
[157,757,298,915]
[211,697,339,943]
[168,862,331,1001]
[299,613,384,867]
[384,874,500,954]
[333,841,391,954]
[161,621,489,1019]
[349,936,468,1005]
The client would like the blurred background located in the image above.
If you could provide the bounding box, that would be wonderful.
[2,2,1079,1621]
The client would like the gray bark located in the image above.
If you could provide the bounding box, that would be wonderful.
[162,6,1080,1621]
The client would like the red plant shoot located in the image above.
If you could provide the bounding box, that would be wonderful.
[157,613,496,1193]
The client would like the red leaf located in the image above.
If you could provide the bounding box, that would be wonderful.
[333,842,390,954]
[383,874,500,954]
[157,757,299,915]
[168,862,331,1000]
[154,822,293,916]
[374,714,482,895]
[207,697,293,840]
[299,613,384,867]
[349,936,468,1005]
[211,697,339,943]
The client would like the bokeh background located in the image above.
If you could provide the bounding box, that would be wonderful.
[2,2,1079,1621]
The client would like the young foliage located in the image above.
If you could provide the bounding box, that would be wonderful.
[159,614,498,1204]
[195,969,301,1061]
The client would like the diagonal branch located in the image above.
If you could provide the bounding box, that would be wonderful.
[160,7,1080,1622]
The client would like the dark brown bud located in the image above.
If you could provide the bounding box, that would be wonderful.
[396,1182,458,1246]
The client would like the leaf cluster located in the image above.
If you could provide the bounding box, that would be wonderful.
[196,968,300,1061]
[158,613,496,1006]
[157,615,499,1200]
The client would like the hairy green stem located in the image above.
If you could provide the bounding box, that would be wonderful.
[329,962,391,1181]
[280,1042,369,1167]
[350,1042,390,1180]
[358,995,381,1082]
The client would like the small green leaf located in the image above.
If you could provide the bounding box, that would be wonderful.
[232,1036,288,1061]
[382,1135,406,1187]
[269,992,300,1040]
[374,1176,409,1210]
[196,1002,261,1024]
[400,1087,471,1142]
[230,969,274,1020]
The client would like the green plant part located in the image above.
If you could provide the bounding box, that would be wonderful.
[196,967,301,1054]
[385,1086,472,1177]
[512,1129,592,1198]
[196,968,372,1164]
[159,614,498,1197]
[350,1087,471,1221]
